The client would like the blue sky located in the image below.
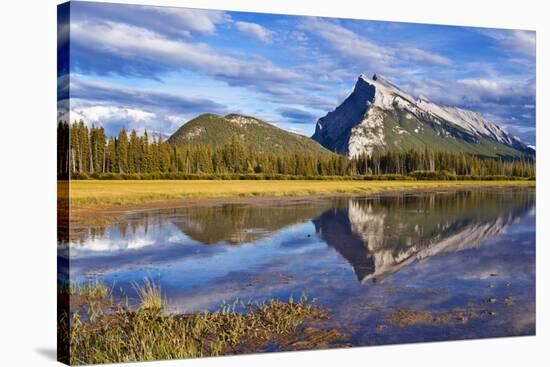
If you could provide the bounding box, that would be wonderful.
[58,1,536,144]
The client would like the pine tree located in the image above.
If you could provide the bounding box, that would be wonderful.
[117,128,128,173]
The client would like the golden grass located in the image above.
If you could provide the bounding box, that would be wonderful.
[134,278,163,311]
[69,179,534,207]
[59,279,344,365]
[70,280,109,301]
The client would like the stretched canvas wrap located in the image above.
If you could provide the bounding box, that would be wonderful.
[57,1,536,365]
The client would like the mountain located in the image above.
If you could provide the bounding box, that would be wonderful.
[312,74,534,158]
[168,113,332,156]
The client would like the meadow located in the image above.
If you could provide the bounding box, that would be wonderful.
[69,179,535,207]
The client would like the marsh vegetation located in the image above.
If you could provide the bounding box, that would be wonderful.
[59,280,346,365]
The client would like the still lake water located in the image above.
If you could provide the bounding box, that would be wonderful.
[67,187,535,345]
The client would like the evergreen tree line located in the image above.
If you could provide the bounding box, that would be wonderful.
[350,148,535,178]
[57,121,535,179]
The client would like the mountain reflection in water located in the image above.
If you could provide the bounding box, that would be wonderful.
[66,188,535,344]
[314,190,534,283]
[69,189,534,287]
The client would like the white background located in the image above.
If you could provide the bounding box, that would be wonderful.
[0,0,547,366]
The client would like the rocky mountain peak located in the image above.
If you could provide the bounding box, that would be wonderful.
[417,95,430,103]
[312,74,532,158]
[370,73,394,88]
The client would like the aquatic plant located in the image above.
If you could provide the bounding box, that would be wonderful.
[133,278,163,311]
[70,280,109,301]
[59,280,345,365]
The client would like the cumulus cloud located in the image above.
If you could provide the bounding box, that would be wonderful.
[68,77,228,135]
[73,106,156,125]
[235,21,274,43]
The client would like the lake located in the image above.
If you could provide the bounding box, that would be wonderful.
[64,187,536,346]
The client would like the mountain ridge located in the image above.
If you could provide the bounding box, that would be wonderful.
[312,74,533,158]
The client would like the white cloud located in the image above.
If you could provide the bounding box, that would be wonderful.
[298,18,451,72]
[68,103,165,136]
[400,74,534,107]
[501,30,536,57]
[71,20,302,84]
[480,29,535,59]
[456,77,534,102]
[299,18,393,71]
[289,31,308,43]
[235,21,274,43]
[65,76,231,135]
[150,7,228,35]
[72,105,156,125]
[458,78,502,93]
[72,21,232,71]
[397,74,535,143]
[401,47,452,66]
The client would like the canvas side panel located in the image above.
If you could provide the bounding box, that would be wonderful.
[57,2,70,365]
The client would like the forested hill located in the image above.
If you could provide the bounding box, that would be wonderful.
[58,121,535,179]
[168,113,331,156]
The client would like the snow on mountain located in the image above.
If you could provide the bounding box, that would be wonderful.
[360,74,417,109]
[361,74,512,143]
[416,98,513,144]
[312,74,532,158]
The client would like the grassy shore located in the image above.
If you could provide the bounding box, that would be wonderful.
[59,280,346,364]
[69,179,534,207]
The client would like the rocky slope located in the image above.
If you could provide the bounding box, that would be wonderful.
[312,74,534,158]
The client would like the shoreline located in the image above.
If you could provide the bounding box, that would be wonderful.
[66,180,535,224]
